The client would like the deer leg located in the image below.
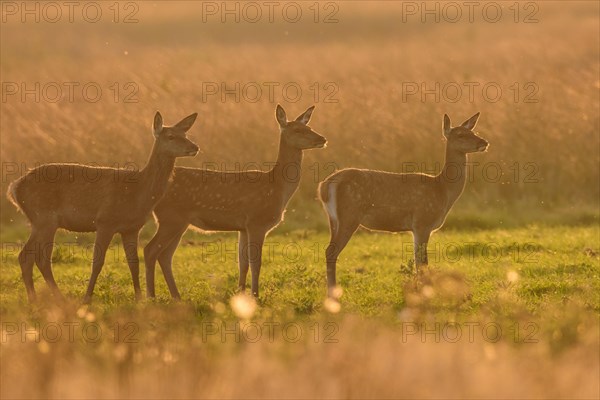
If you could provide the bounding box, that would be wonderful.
[143,232,160,299]
[19,230,39,302]
[325,218,360,297]
[156,227,187,300]
[121,230,142,301]
[144,220,187,298]
[83,228,114,304]
[413,229,431,271]
[237,230,249,292]
[247,229,266,298]
[35,226,63,299]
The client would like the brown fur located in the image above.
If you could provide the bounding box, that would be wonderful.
[319,113,489,296]
[144,105,327,299]
[8,112,199,303]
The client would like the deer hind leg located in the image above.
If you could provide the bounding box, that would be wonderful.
[83,228,114,304]
[322,180,362,297]
[121,230,142,301]
[325,217,360,297]
[247,228,267,298]
[156,226,188,300]
[237,230,249,292]
[35,225,62,300]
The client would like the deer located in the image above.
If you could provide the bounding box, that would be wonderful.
[318,112,489,297]
[7,111,199,303]
[144,104,327,299]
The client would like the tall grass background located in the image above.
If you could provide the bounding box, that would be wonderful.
[1,1,598,234]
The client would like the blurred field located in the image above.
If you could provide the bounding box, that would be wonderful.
[1,1,599,230]
[1,306,598,399]
[1,1,599,399]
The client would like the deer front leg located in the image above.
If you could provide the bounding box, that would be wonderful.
[83,228,114,304]
[238,230,249,292]
[121,230,142,301]
[144,221,187,299]
[35,226,63,301]
[156,228,187,300]
[144,233,161,299]
[413,229,431,272]
[247,229,266,298]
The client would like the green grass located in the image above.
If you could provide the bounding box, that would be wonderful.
[2,225,598,316]
[1,224,599,398]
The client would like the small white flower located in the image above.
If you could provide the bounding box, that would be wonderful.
[422,285,435,298]
[230,294,257,320]
[323,298,341,314]
[507,270,519,283]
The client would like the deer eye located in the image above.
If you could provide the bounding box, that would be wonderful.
[168,134,175,140]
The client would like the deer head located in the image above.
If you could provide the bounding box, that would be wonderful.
[153,111,199,157]
[275,104,327,150]
[443,112,489,153]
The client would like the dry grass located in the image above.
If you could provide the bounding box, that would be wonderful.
[1,287,598,399]
[1,2,598,230]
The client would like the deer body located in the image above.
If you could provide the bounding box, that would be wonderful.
[144,105,327,299]
[319,113,488,296]
[164,167,299,233]
[12,163,173,233]
[8,112,199,303]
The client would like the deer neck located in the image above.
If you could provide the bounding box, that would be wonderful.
[438,146,468,209]
[271,139,303,205]
[140,146,176,204]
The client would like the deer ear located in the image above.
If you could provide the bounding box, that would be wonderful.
[443,114,452,137]
[276,104,287,127]
[295,105,315,125]
[174,113,198,133]
[460,112,480,131]
[153,111,163,137]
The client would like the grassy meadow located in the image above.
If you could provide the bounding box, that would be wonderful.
[1,1,599,399]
